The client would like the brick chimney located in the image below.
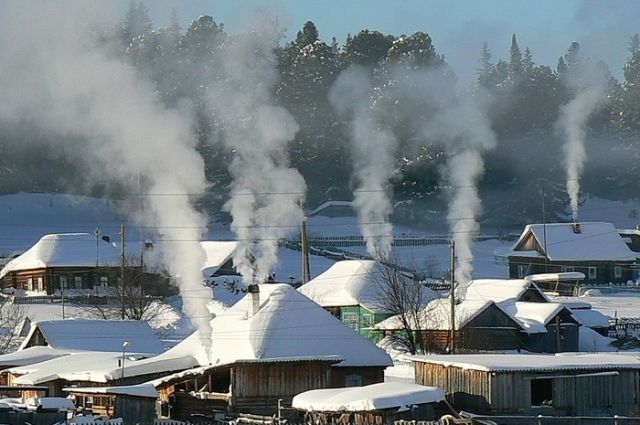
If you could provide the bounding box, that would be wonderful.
[571,222,581,234]
[247,284,260,318]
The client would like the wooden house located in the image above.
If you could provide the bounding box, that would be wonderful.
[412,353,640,416]
[65,384,157,425]
[505,222,639,290]
[0,233,126,294]
[151,284,393,417]
[375,278,581,353]
[299,260,392,340]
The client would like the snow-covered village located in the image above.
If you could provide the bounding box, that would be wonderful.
[0,1,640,424]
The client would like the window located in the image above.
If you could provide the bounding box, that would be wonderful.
[342,312,359,330]
[615,266,622,279]
[60,276,67,290]
[345,373,363,387]
[26,277,33,291]
[561,266,575,273]
[37,277,43,292]
[517,265,529,278]
[75,276,82,290]
[531,378,553,406]
[361,313,374,329]
[100,276,108,287]
[588,266,597,280]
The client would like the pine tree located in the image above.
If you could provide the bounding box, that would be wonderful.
[508,34,522,82]
[522,47,534,77]
[295,21,319,48]
[477,41,493,87]
[618,34,640,134]
[556,57,567,75]
[120,1,152,46]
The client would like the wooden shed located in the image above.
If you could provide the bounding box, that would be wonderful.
[65,384,157,425]
[412,353,640,416]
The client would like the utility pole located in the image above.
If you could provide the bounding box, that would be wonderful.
[449,240,456,354]
[120,224,126,320]
[138,172,144,271]
[300,216,311,284]
[542,188,549,273]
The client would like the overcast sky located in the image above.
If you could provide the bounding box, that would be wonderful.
[136,0,638,86]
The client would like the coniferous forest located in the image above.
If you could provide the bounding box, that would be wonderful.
[2,3,640,231]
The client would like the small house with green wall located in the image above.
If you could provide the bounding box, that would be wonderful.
[299,260,392,341]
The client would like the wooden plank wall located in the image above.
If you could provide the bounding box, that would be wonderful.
[232,361,332,408]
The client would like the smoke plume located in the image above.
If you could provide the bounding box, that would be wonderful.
[206,17,306,285]
[329,67,397,257]
[422,98,497,286]
[557,65,609,221]
[0,2,213,352]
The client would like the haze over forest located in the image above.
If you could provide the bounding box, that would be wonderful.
[1,1,640,233]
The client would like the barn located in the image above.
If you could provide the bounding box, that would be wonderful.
[505,222,638,290]
[412,353,640,416]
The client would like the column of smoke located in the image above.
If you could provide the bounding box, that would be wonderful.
[423,100,497,290]
[206,18,306,285]
[329,67,396,258]
[557,67,609,222]
[0,3,213,353]
[388,68,496,292]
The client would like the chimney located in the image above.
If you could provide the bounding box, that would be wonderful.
[247,284,260,318]
[571,222,581,234]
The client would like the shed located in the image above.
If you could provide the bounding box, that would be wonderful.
[505,222,638,289]
[65,383,157,425]
[292,382,447,424]
[412,353,640,416]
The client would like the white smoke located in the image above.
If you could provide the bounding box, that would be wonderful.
[422,98,497,287]
[329,67,396,257]
[557,66,609,221]
[0,2,213,352]
[206,18,306,284]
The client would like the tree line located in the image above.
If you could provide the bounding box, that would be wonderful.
[2,2,640,229]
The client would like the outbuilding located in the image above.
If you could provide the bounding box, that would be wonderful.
[412,353,640,416]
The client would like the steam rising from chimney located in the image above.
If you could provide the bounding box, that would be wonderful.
[329,66,396,257]
[0,3,213,353]
[557,65,609,222]
[206,15,306,284]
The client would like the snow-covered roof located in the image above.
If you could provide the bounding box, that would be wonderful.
[571,308,611,328]
[19,319,164,354]
[410,352,640,372]
[464,279,549,303]
[292,382,445,412]
[0,233,122,279]
[201,241,238,278]
[10,351,155,385]
[64,383,158,398]
[145,284,392,376]
[497,301,573,334]
[308,201,354,217]
[25,397,75,411]
[526,272,586,282]
[375,299,500,331]
[299,260,383,312]
[205,284,391,367]
[508,222,636,262]
[0,345,70,367]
